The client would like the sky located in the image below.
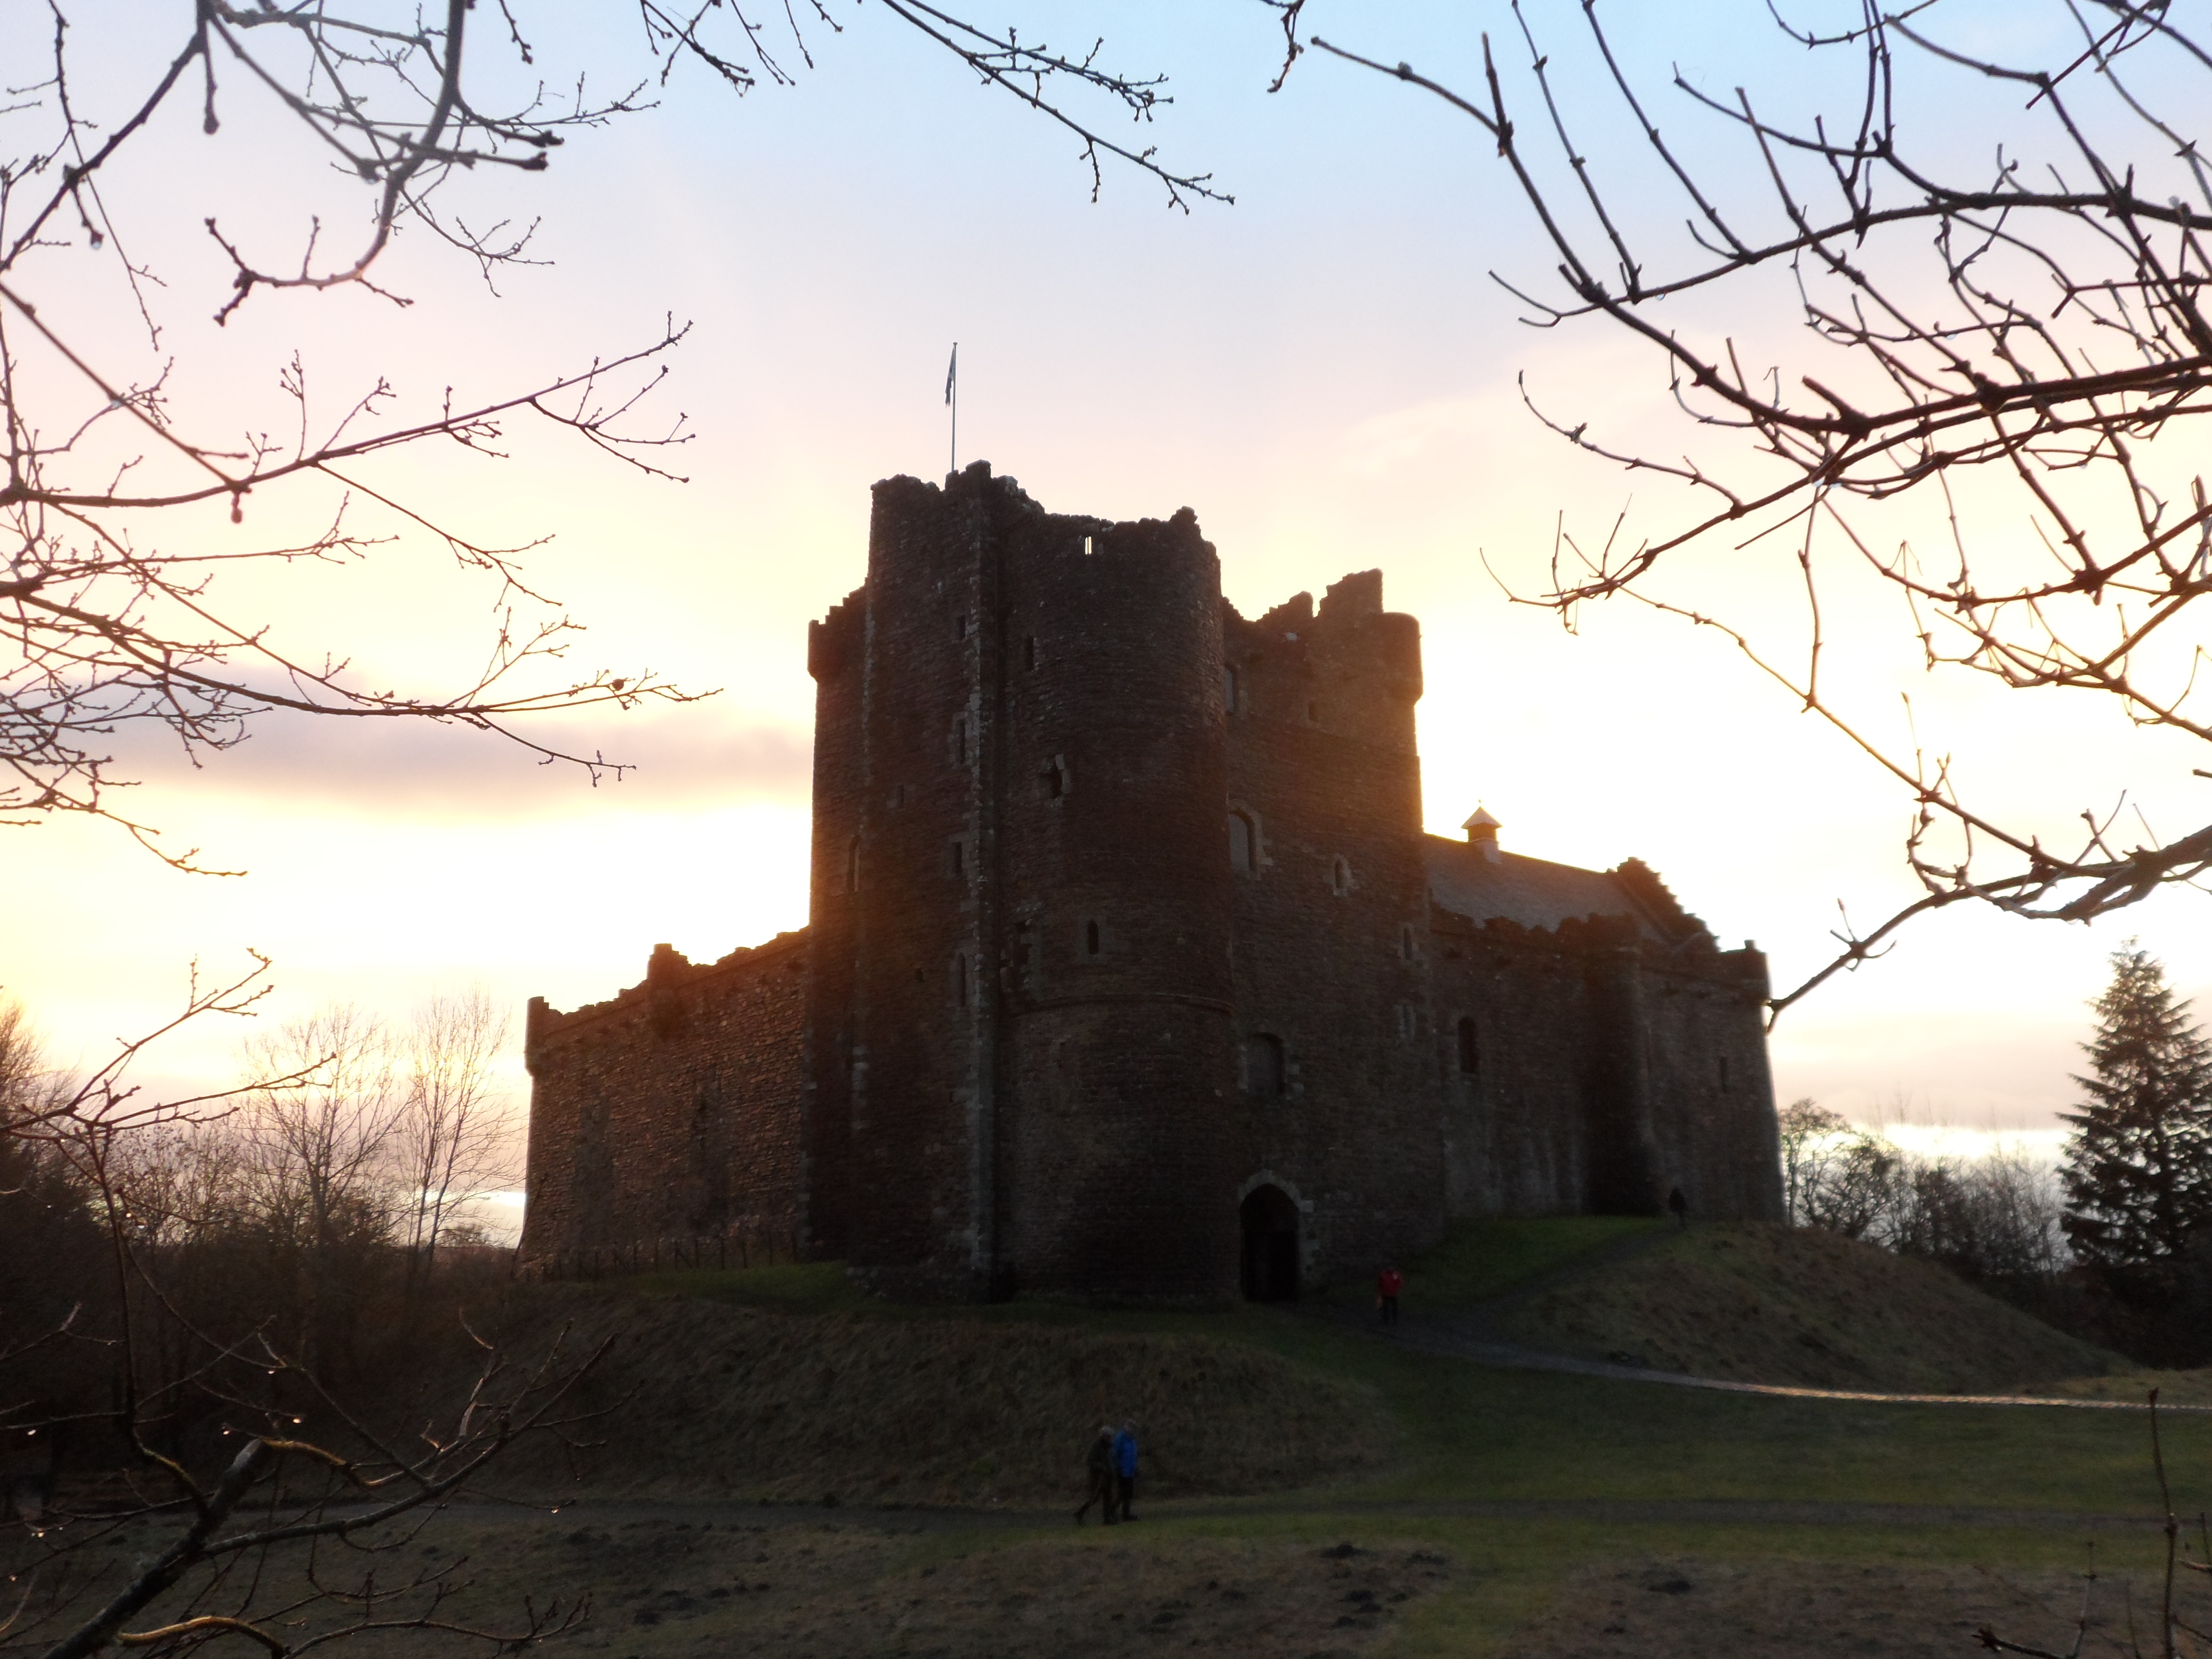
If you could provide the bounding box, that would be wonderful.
[7,1,2209,1157]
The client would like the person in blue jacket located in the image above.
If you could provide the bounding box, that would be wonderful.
[1111,1420,1139,1521]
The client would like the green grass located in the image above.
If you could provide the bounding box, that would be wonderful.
[495,1253,2212,1656]
[1248,1306,2212,1517]
[1319,1215,1670,1309]
[624,1260,869,1314]
[608,1214,1660,1322]
[604,1259,2209,1521]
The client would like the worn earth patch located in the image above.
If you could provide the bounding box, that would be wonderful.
[238,1520,1457,1659]
[1496,1553,2153,1658]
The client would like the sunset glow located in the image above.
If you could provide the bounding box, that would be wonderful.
[7,1,2207,1144]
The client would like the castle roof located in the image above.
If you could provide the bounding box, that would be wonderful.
[1422,835,1710,948]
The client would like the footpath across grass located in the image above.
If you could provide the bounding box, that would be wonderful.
[1223,1307,2207,1517]
[1319,1215,1667,1310]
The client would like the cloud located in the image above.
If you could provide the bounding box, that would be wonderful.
[110,703,812,822]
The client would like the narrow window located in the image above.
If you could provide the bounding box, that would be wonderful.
[1719,1054,1732,1093]
[1229,811,1256,874]
[1246,1034,1286,1099]
[953,953,970,1008]
[1457,1016,1480,1076]
[1331,856,1351,896]
[955,613,970,641]
[952,716,969,764]
[1222,666,1238,713]
[1025,635,1037,671]
[1400,925,1416,961]
[845,835,861,894]
[949,839,965,878]
[1084,919,1101,957]
[1046,757,1068,800]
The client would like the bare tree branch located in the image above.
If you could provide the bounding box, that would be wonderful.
[1284,0,2212,1012]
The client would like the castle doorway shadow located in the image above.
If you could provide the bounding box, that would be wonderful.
[1239,1185,1300,1302]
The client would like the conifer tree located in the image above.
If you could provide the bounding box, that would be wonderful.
[2061,943,2212,1264]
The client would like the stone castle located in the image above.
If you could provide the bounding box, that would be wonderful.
[518,463,1785,1301]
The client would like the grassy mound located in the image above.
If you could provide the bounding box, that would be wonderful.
[474,1276,1389,1508]
[1497,1223,2124,1393]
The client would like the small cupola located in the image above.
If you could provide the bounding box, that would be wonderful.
[1463,805,1503,865]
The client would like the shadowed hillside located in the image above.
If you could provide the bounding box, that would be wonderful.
[1492,1223,2123,1392]
[472,1279,1390,1509]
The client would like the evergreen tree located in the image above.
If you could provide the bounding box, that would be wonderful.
[2061,942,2212,1264]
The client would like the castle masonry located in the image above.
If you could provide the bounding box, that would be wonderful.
[520,463,1785,1301]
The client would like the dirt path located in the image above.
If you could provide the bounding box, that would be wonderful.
[428,1491,2176,1538]
[1353,1316,2212,1409]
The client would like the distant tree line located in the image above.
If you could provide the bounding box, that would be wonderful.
[1780,942,2212,1364]
[1778,1103,2068,1281]
[3,989,521,1390]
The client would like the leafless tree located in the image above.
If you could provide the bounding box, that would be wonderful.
[3,2,1217,870]
[1777,1097,1850,1226]
[1885,1147,2068,1281]
[1780,1099,2068,1275]
[235,1006,405,1256]
[4,958,307,1158]
[0,1000,69,1134]
[1276,1,2212,1016]
[5,985,613,1659]
[1795,1120,1903,1241]
[394,989,519,1284]
[2,1251,609,1659]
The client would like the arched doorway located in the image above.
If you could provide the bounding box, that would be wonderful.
[1239,1185,1300,1302]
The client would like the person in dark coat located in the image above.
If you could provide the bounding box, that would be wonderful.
[1075,1425,1117,1524]
[1111,1420,1139,1521]
[1668,1187,1689,1229]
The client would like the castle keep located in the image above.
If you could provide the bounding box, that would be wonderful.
[519,464,1785,1301]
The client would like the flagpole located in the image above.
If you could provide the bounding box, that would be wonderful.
[946,342,959,477]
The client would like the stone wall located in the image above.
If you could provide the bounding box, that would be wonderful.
[518,934,807,1270]
[991,501,1239,1302]
[1223,572,1448,1290]
[1426,908,1783,1228]
[804,466,1241,1300]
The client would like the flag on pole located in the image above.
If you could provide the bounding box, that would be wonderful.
[945,343,959,475]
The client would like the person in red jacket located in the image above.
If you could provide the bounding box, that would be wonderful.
[1376,1265,1403,1326]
